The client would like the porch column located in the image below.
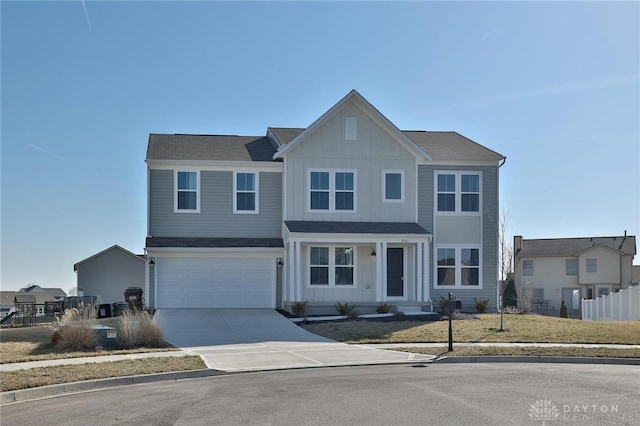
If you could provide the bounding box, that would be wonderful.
[375,241,383,301]
[288,241,295,302]
[295,240,302,302]
[423,239,430,302]
[381,241,388,302]
[416,243,423,302]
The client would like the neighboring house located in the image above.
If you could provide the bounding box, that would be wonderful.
[513,234,637,313]
[0,285,67,318]
[632,265,640,286]
[74,245,146,305]
[145,90,506,315]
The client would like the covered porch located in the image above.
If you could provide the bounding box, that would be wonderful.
[282,221,433,315]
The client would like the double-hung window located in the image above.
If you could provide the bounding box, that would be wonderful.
[436,172,481,213]
[309,246,355,286]
[234,172,258,213]
[175,171,199,212]
[586,258,597,272]
[436,247,481,288]
[522,260,534,276]
[565,259,577,275]
[383,170,404,203]
[309,169,356,212]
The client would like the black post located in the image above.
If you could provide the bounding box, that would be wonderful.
[448,292,453,352]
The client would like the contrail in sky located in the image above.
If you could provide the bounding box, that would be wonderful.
[28,144,68,161]
[81,0,93,37]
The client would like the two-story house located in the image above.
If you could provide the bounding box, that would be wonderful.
[513,234,637,313]
[144,90,506,315]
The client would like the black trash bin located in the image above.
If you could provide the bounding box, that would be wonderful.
[124,287,144,310]
[112,302,127,317]
[97,304,112,318]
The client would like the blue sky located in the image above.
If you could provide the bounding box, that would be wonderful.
[2,1,638,292]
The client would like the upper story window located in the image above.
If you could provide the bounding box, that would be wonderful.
[436,172,481,213]
[586,258,597,272]
[436,246,481,288]
[383,170,404,203]
[175,171,199,213]
[234,172,258,214]
[522,260,534,276]
[309,169,356,212]
[565,259,577,275]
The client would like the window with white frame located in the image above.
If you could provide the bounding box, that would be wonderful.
[435,172,481,213]
[383,170,404,202]
[565,259,577,275]
[309,169,356,212]
[309,246,355,286]
[586,258,597,272]
[175,171,199,212]
[522,260,533,276]
[436,247,481,287]
[234,172,258,213]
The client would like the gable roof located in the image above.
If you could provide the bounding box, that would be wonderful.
[404,131,505,162]
[516,236,637,258]
[74,245,145,272]
[272,90,431,161]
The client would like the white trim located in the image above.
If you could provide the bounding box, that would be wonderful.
[147,160,283,172]
[174,170,200,213]
[233,171,259,214]
[307,168,357,213]
[382,169,405,203]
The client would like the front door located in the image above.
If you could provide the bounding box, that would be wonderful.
[387,248,404,298]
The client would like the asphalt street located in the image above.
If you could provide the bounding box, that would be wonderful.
[3,363,639,426]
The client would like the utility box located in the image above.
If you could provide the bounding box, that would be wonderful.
[93,325,119,350]
[97,304,112,318]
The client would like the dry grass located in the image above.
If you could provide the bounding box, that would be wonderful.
[0,356,207,392]
[394,346,640,359]
[117,310,165,349]
[299,313,640,344]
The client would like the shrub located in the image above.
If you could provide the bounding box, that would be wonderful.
[118,309,165,349]
[335,302,357,317]
[291,301,308,318]
[376,303,391,314]
[560,300,569,318]
[474,298,489,314]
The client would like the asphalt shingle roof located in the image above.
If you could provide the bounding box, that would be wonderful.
[147,129,503,163]
[146,237,284,248]
[285,221,430,235]
[516,236,637,258]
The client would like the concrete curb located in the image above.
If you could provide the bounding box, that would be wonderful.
[432,356,640,365]
[1,369,223,405]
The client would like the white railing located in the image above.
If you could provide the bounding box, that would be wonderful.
[582,285,640,321]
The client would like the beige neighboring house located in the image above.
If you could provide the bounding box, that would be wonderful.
[0,285,67,318]
[514,234,637,313]
[74,245,146,306]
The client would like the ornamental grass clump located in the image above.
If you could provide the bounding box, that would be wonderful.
[117,309,165,349]
[52,306,97,351]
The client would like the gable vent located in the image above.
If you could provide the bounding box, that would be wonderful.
[345,116,357,140]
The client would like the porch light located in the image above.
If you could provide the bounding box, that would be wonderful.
[371,250,376,256]
[277,258,284,266]
[148,258,155,266]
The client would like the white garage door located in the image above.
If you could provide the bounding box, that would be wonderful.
[156,257,274,308]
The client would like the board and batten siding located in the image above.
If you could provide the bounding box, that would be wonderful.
[149,169,282,238]
[284,102,417,222]
[418,164,500,310]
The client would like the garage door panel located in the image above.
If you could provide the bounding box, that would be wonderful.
[157,257,274,309]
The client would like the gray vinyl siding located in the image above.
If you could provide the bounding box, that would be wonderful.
[149,169,282,238]
[418,165,499,310]
[284,102,417,222]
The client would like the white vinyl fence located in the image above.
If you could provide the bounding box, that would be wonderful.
[582,285,640,321]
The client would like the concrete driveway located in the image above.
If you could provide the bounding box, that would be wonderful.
[155,309,433,372]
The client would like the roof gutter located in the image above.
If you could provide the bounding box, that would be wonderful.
[499,156,507,168]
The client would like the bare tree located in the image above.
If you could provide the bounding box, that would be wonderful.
[498,210,513,331]
[67,286,78,297]
[518,281,535,314]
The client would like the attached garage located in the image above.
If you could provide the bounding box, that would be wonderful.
[156,257,275,309]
